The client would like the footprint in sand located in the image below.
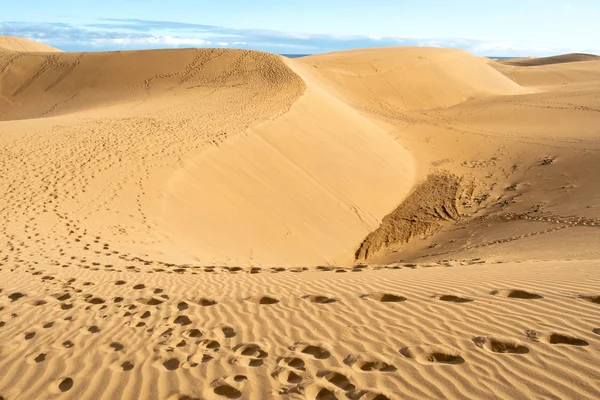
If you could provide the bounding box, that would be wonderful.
[133,284,145,290]
[138,297,164,306]
[185,328,204,338]
[271,367,304,384]
[177,301,189,310]
[290,343,331,360]
[579,295,600,304]
[277,356,305,370]
[197,298,218,307]
[317,370,356,391]
[301,295,337,304]
[304,384,342,400]
[173,315,192,326]
[121,361,134,372]
[9,292,26,302]
[360,293,406,303]
[232,343,268,367]
[359,393,392,400]
[435,295,474,303]
[526,330,589,346]
[343,354,397,372]
[490,289,543,299]
[593,328,600,335]
[163,358,180,371]
[110,342,124,352]
[215,326,236,339]
[245,296,279,305]
[473,336,530,354]
[210,374,247,399]
[57,377,73,392]
[86,297,105,305]
[400,345,465,365]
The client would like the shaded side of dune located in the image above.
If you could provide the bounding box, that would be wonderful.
[355,173,472,260]
[499,53,600,67]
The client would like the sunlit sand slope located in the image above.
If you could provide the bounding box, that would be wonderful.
[0,36,62,52]
[299,47,527,114]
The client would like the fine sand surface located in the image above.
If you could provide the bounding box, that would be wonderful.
[1,37,599,399]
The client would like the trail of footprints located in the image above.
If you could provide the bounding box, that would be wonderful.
[0,282,600,400]
[0,279,598,400]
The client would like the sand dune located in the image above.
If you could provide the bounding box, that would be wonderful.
[1,38,600,399]
[0,36,62,53]
[299,47,527,113]
[498,53,600,67]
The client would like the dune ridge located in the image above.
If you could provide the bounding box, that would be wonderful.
[0,36,62,53]
[1,37,600,399]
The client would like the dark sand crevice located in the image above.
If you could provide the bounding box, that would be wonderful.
[355,173,473,260]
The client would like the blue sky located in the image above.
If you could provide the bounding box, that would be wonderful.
[1,0,598,56]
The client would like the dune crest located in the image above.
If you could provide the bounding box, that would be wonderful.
[0,36,62,53]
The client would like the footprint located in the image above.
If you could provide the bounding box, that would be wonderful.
[9,292,26,302]
[593,328,600,335]
[186,329,204,338]
[291,343,331,360]
[526,330,589,346]
[198,298,218,307]
[25,331,36,340]
[360,293,406,303]
[271,367,304,384]
[177,301,189,311]
[473,336,530,354]
[163,358,180,371]
[174,315,192,326]
[436,295,473,303]
[317,370,356,391]
[358,393,392,400]
[219,326,236,339]
[214,384,242,399]
[57,377,73,392]
[245,296,279,305]
[235,343,268,358]
[490,289,543,299]
[121,361,134,372]
[87,325,100,334]
[305,385,341,400]
[86,297,105,305]
[138,297,164,306]
[211,376,246,399]
[110,342,124,352]
[400,345,465,365]
[133,284,145,290]
[301,295,337,304]
[277,356,305,370]
[579,295,600,304]
[343,355,396,372]
[63,340,74,348]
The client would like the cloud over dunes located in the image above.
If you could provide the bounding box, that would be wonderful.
[1,19,596,56]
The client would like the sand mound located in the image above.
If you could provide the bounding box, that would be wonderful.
[0,36,62,53]
[300,47,527,113]
[0,47,304,120]
[499,53,600,67]
[163,59,415,266]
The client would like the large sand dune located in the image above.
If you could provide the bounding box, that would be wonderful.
[1,39,600,399]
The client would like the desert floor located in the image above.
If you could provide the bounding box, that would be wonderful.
[1,37,599,399]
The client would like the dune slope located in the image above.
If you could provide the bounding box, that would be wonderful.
[299,47,527,115]
[0,36,62,52]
